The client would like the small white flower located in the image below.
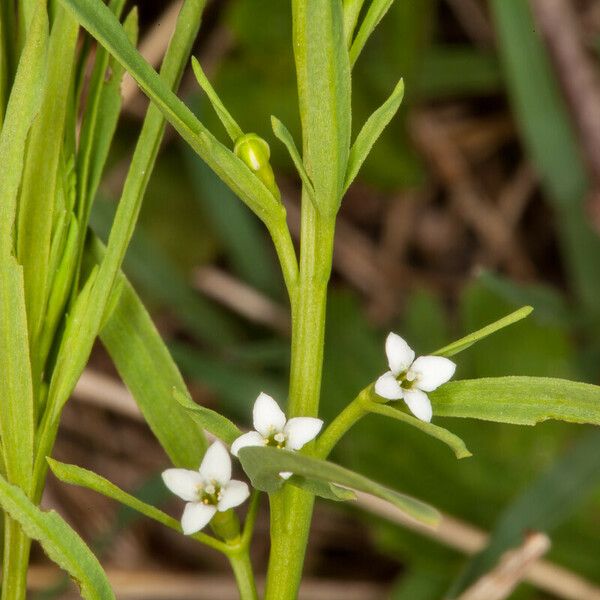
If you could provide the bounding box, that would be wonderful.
[231,392,323,478]
[375,333,456,423]
[162,441,250,535]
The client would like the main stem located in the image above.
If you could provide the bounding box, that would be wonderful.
[264,200,335,599]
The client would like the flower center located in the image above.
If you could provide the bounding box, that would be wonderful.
[399,369,418,390]
[265,431,287,449]
[198,481,222,506]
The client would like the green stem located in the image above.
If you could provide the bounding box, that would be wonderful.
[1,517,31,600]
[315,390,370,459]
[228,550,258,600]
[264,200,335,600]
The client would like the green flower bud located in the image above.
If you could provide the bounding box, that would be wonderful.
[234,133,280,200]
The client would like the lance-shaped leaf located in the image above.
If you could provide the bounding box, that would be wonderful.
[95,242,206,469]
[344,78,404,193]
[0,474,114,599]
[342,0,367,46]
[0,257,34,493]
[428,377,600,426]
[350,0,394,67]
[433,305,533,358]
[0,2,48,254]
[288,476,357,502]
[367,400,471,459]
[292,0,351,215]
[239,446,439,526]
[173,387,242,445]
[191,56,242,142]
[47,459,226,553]
[271,116,316,203]
[59,0,283,224]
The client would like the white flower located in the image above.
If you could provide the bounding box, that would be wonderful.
[374,333,456,423]
[231,392,323,478]
[162,441,250,535]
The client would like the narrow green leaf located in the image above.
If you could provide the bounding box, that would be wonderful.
[0,3,48,254]
[191,56,242,142]
[342,0,367,47]
[239,446,440,526]
[349,0,394,67]
[288,476,357,502]
[344,78,404,192]
[428,377,600,426]
[433,306,533,358]
[59,0,283,224]
[292,0,351,214]
[173,388,242,444]
[271,115,316,203]
[0,474,114,599]
[17,8,78,348]
[448,430,600,596]
[46,459,226,553]
[95,244,206,469]
[367,401,471,459]
[0,257,34,493]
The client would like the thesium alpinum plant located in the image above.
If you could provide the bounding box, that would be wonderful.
[1,0,600,598]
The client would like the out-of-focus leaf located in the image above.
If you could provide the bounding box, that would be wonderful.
[94,240,206,469]
[0,257,34,493]
[391,568,450,600]
[428,377,600,426]
[174,388,242,444]
[417,47,501,98]
[0,2,47,253]
[344,78,404,192]
[47,459,226,552]
[288,476,357,502]
[491,0,600,320]
[293,0,351,215]
[239,446,440,526]
[434,306,533,358]
[91,199,240,347]
[448,429,600,596]
[0,474,114,600]
[171,341,286,420]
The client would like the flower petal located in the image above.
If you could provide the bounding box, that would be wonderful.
[403,388,433,422]
[231,431,265,457]
[410,356,456,392]
[385,332,415,375]
[181,502,217,535]
[284,417,323,450]
[279,471,293,479]
[374,371,403,400]
[199,441,231,485]
[253,392,287,436]
[218,480,250,511]
[162,469,202,502]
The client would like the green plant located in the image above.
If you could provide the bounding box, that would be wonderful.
[1,1,600,599]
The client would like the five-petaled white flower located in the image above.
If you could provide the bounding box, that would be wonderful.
[375,333,456,423]
[162,441,250,535]
[231,392,323,478]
